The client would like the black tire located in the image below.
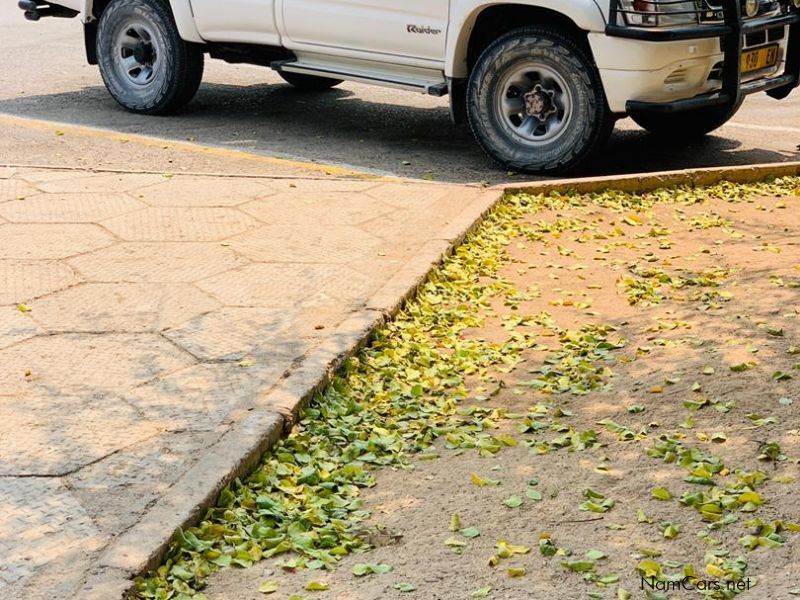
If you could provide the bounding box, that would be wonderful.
[96,0,204,114]
[630,100,743,140]
[467,27,612,175]
[279,71,343,92]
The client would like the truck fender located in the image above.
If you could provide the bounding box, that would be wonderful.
[446,0,608,78]
[81,0,204,49]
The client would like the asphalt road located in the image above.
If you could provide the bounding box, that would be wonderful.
[1,3,799,183]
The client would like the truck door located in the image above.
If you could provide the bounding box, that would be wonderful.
[190,0,279,45]
[280,0,449,64]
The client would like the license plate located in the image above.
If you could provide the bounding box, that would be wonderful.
[741,44,779,74]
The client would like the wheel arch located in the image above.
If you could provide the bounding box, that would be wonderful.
[446,1,607,79]
[82,0,203,64]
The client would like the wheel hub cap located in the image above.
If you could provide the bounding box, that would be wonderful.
[524,85,558,122]
[132,41,154,65]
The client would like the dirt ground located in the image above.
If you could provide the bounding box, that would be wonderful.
[203,183,800,600]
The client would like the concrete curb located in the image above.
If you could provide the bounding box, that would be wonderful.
[77,161,800,599]
[498,161,800,196]
[76,187,506,600]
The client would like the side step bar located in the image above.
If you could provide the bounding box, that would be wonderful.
[18,0,78,20]
[272,60,448,97]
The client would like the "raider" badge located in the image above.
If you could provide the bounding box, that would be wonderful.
[407,24,442,35]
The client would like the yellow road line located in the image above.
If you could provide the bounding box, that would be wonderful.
[0,113,382,179]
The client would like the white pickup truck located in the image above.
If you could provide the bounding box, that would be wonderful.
[18,0,800,173]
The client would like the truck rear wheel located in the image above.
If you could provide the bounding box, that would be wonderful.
[629,100,743,140]
[467,27,612,175]
[96,0,204,114]
[279,72,343,92]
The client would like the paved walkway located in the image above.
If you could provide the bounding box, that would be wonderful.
[0,166,493,599]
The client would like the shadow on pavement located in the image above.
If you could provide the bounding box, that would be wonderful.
[1,81,797,184]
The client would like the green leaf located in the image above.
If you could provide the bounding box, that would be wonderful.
[525,490,543,501]
[637,559,661,578]
[472,587,492,598]
[586,549,607,561]
[351,563,369,577]
[460,527,481,539]
[504,495,523,508]
[471,473,500,487]
[449,513,462,532]
[305,581,329,591]
[662,523,680,539]
[730,362,756,372]
[652,487,672,501]
[562,560,595,572]
[395,583,416,593]
[258,581,279,594]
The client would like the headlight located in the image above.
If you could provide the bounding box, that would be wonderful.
[618,0,702,26]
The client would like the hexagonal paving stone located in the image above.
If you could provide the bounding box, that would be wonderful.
[197,263,378,308]
[240,192,396,225]
[0,333,195,397]
[263,178,381,194]
[163,307,298,361]
[0,178,38,202]
[0,224,116,259]
[228,223,383,263]
[21,172,165,194]
[0,478,103,588]
[65,429,223,535]
[0,307,42,350]
[0,260,82,305]
[360,206,452,245]
[29,283,219,333]
[0,193,146,223]
[124,361,298,428]
[67,241,249,283]
[365,182,460,207]
[100,207,258,241]
[135,176,274,207]
[0,394,162,476]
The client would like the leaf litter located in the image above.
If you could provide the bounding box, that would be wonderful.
[135,178,800,600]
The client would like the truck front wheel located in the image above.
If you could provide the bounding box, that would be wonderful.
[96,0,204,114]
[629,101,743,140]
[467,27,612,174]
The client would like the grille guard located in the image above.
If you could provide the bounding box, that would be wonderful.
[606,0,800,112]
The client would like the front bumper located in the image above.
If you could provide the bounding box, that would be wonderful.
[603,0,800,113]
